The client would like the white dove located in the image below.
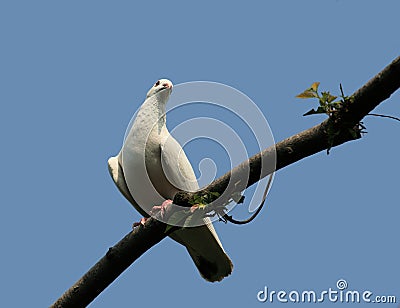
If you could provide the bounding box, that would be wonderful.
[108,79,233,282]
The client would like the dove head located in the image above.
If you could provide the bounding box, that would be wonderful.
[146,79,173,101]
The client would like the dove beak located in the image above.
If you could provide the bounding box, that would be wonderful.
[162,84,172,95]
[162,83,173,90]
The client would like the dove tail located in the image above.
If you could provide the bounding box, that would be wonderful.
[186,246,233,282]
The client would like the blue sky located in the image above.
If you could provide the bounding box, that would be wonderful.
[1,1,399,307]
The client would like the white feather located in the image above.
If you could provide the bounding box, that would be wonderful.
[109,79,232,281]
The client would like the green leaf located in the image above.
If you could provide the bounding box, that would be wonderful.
[296,82,321,99]
[296,90,318,99]
[196,203,207,209]
[189,194,203,205]
[303,109,317,116]
[327,94,337,103]
[320,91,337,104]
[311,82,320,92]
[303,106,326,116]
[194,197,202,203]
[210,191,220,198]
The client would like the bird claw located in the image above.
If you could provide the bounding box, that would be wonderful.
[150,199,173,219]
[190,204,199,213]
[132,217,147,228]
[132,200,173,227]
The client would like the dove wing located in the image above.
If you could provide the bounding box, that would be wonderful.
[108,137,233,281]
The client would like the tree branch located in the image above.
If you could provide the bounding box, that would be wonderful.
[51,216,177,308]
[51,56,400,308]
[174,56,400,206]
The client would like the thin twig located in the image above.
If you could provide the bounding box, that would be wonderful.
[367,113,400,122]
[222,173,273,225]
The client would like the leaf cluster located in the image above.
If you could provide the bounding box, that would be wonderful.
[296,82,346,116]
[188,191,221,206]
[296,82,359,153]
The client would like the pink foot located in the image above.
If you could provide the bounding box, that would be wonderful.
[150,199,173,218]
[132,217,147,228]
[190,204,199,213]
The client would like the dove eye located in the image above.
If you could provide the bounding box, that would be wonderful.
[155,80,160,87]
